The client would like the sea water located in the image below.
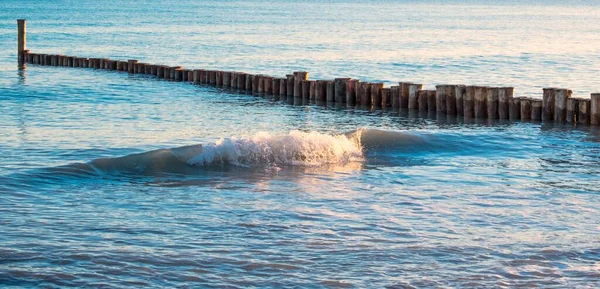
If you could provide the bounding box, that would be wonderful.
[1,0,599,287]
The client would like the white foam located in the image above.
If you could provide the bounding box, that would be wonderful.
[185,130,364,168]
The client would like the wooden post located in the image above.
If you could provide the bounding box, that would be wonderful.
[238,73,247,90]
[359,82,371,107]
[293,72,308,98]
[554,88,572,122]
[314,80,324,102]
[286,75,295,98]
[230,72,238,88]
[474,86,488,119]
[188,70,194,83]
[256,75,264,93]
[215,71,223,87]
[253,75,261,94]
[445,85,457,115]
[566,98,579,123]
[382,88,391,109]
[435,85,447,113]
[346,79,358,106]
[591,93,600,125]
[326,81,335,102]
[531,99,542,121]
[157,66,165,78]
[222,71,230,88]
[427,91,437,112]
[418,90,428,111]
[17,19,26,67]
[456,85,466,116]
[272,78,280,96]
[578,98,591,125]
[498,87,513,119]
[390,85,400,110]
[371,83,383,109]
[409,84,423,110]
[279,78,287,98]
[542,88,555,121]
[334,78,350,103]
[309,80,317,102]
[209,70,217,85]
[486,87,499,119]
[520,98,532,121]
[127,60,138,73]
[399,82,411,109]
[302,80,310,101]
[509,97,521,120]
[265,76,274,95]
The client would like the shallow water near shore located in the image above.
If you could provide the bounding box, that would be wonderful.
[1,0,600,288]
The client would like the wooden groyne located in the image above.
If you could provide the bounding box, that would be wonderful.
[17,20,600,126]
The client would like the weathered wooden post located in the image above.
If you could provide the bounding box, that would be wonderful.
[542,88,555,121]
[222,71,230,88]
[127,60,138,73]
[265,76,274,95]
[566,98,579,123]
[157,66,165,78]
[455,85,466,116]
[371,83,384,109]
[474,86,488,119]
[509,97,521,120]
[409,84,423,110]
[531,99,542,121]
[418,90,428,111]
[293,72,308,98]
[244,74,252,93]
[486,87,499,119]
[554,88,572,122]
[520,98,532,121]
[308,80,316,102]
[256,75,264,94]
[359,82,371,107]
[302,80,310,101]
[192,69,200,83]
[272,78,280,96]
[346,79,358,106]
[591,93,600,125]
[444,85,457,115]
[498,87,513,119]
[279,78,287,98]
[390,86,400,110]
[435,85,447,113]
[17,19,26,67]
[238,73,247,90]
[427,91,437,112]
[253,74,261,95]
[399,82,411,109]
[334,78,349,103]
[286,74,295,99]
[314,80,324,103]
[382,88,391,109]
[326,81,335,103]
[578,98,591,125]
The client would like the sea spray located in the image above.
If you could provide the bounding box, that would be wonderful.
[185,130,363,168]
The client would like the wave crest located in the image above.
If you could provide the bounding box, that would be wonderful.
[185,130,363,168]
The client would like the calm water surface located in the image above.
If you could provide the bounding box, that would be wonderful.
[1,0,599,288]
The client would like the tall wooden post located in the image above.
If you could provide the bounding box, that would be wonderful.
[542,88,555,121]
[591,93,600,125]
[346,80,358,106]
[554,88,572,122]
[17,19,26,67]
[486,87,499,119]
[445,85,457,115]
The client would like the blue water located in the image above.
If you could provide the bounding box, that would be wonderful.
[1,0,600,288]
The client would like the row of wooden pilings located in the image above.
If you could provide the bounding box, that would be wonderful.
[22,51,600,125]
